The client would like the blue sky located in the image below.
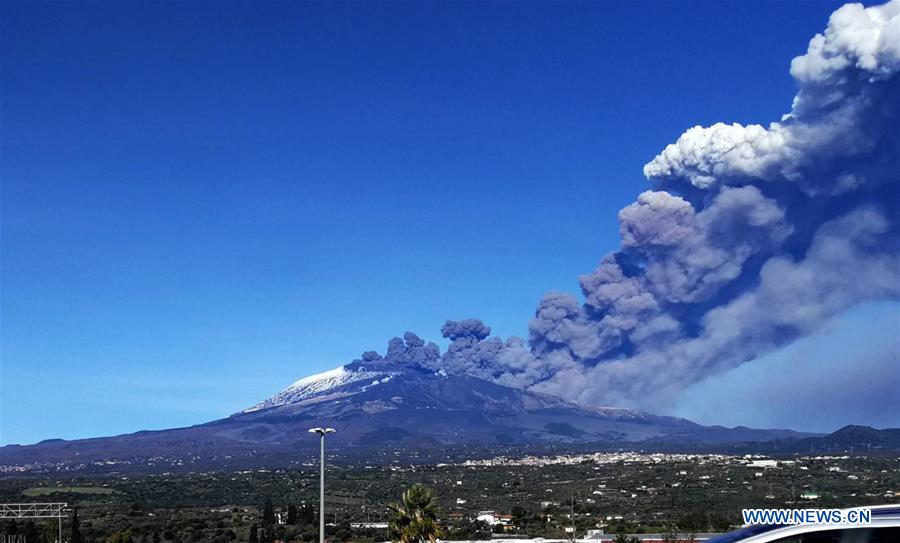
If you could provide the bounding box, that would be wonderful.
[5,0,888,446]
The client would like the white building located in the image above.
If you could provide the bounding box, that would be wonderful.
[476,512,512,526]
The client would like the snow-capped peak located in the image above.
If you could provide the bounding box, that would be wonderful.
[243,365,391,412]
[286,366,349,391]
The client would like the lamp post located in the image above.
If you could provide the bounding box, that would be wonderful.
[308,427,336,543]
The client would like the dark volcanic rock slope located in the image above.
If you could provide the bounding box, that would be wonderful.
[1,360,811,473]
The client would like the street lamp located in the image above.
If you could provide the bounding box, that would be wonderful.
[308,427,336,543]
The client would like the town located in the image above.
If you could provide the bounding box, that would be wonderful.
[2,453,897,543]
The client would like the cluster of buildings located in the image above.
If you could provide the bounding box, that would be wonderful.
[454,452,744,468]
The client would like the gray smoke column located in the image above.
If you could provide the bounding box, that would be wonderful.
[348,1,900,409]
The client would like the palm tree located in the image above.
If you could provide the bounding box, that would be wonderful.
[388,484,445,543]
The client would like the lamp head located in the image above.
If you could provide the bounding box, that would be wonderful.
[308,427,336,436]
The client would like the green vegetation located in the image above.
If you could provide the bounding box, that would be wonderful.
[0,454,898,543]
[388,485,443,543]
[23,487,115,497]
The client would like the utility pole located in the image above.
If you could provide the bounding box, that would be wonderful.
[308,428,336,543]
[570,491,576,542]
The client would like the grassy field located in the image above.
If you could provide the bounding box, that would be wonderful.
[22,486,115,496]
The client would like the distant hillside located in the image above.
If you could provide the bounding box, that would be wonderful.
[789,425,900,454]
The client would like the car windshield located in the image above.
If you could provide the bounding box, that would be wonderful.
[704,524,786,543]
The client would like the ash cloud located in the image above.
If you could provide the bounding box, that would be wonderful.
[346,1,900,410]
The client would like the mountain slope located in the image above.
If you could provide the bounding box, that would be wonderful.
[0,359,822,474]
[787,425,900,454]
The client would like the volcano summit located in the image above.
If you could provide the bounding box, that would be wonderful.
[1,330,815,474]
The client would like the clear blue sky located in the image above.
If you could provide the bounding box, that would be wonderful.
[2,0,866,445]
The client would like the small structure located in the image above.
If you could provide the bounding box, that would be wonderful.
[349,522,388,529]
[0,503,68,543]
[475,511,512,526]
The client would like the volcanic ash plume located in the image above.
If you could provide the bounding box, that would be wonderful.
[524,0,900,406]
[350,1,900,409]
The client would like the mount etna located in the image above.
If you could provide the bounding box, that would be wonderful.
[4,340,895,475]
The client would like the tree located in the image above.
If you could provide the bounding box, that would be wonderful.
[614,535,640,543]
[388,485,444,543]
[249,525,258,543]
[105,531,132,543]
[298,505,315,526]
[1,520,18,536]
[286,505,297,526]
[709,513,732,533]
[260,500,275,543]
[262,501,276,527]
[21,522,39,543]
[678,511,707,532]
[70,508,83,543]
[511,506,526,522]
